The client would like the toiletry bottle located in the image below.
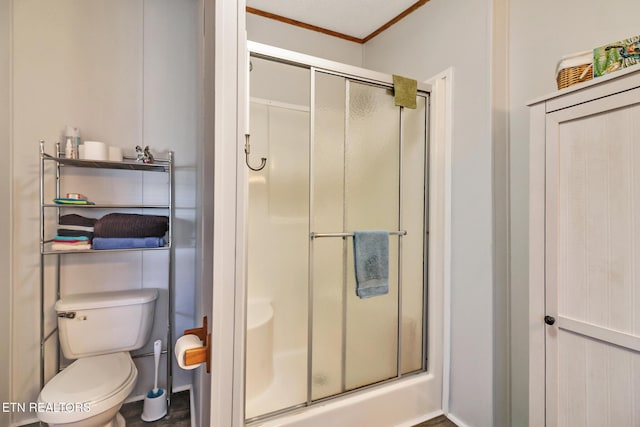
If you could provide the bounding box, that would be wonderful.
[65,137,75,158]
[72,127,81,158]
[64,125,81,159]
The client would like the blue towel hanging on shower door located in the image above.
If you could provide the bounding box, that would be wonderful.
[352,230,389,298]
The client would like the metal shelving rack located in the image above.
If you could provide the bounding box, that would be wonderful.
[38,140,175,408]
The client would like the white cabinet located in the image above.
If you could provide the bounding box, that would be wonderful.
[529,67,640,427]
[38,141,175,405]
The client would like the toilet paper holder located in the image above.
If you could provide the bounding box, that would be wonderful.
[182,316,211,373]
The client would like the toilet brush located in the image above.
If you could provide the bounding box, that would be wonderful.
[141,340,167,422]
[150,340,162,398]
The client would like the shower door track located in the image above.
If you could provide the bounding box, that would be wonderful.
[249,41,431,94]
[245,369,429,425]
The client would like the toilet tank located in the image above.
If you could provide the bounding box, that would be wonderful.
[55,289,159,359]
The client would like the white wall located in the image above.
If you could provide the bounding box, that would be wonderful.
[141,0,198,401]
[490,1,510,425]
[247,14,364,67]
[0,1,12,426]
[508,2,640,425]
[10,1,198,424]
[363,0,495,426]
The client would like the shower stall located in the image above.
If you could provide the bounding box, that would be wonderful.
[244,42,431,423]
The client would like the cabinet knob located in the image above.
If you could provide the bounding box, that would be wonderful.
[544,315,556,325]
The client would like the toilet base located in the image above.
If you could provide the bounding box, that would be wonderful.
[113,412,125,427]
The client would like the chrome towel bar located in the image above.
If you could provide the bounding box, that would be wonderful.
[310,230,407,239]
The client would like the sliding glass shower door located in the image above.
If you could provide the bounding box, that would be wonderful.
[311,72,427,401]
[246,56,428,421]
[311,73,401,399]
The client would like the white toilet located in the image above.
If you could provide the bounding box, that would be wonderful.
[37,288,159,427]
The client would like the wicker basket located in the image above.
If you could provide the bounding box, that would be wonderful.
[556,63,593,89]
[556,51,593,89]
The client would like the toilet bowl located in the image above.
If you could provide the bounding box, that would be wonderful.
[37,289,158,427]
[38,352,137,427]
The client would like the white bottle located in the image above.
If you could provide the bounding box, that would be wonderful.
[64,137,75,158]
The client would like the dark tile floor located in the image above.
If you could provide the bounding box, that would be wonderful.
[413,415,458,427]
[27,391,456,427]
[120,390,191,427]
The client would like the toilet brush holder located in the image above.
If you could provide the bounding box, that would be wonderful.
[142,339,166,422]
[141,389,167,422]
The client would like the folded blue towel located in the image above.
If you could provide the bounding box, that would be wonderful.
[54,235,89,241]
[92,237,165,250]
[352,231,389,298]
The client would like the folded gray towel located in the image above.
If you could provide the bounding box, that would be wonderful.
[94,213,168,238]
[59,214,97,227]
[353,231,389,298]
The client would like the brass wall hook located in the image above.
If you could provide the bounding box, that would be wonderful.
[245,134,266,171]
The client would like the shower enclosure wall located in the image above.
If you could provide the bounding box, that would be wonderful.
[245,43,430,422]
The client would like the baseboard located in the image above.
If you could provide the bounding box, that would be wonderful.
[11,416,39,427]
[447,413,471,427]
[125,383,192,403]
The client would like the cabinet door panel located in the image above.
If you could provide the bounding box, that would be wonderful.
[545,87,640,427]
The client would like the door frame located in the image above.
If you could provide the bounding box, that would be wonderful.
[241,46,456,427]
[529,96,549,427]
[207,10,452,425]
[202,0,248,426]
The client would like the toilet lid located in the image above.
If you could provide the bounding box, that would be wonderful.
[39,352,135,405]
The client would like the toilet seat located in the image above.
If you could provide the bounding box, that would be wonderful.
[38,352,137,424]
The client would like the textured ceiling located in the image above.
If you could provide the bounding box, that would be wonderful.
[246,0,419,40]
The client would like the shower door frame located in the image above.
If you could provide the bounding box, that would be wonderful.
[245,41,433,423]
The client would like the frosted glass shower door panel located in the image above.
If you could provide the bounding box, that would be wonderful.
[400,96,427,374]
[250,57,311,106]
[311,72,346,400]
[247,103,310,349]
[268,107,309,219]
[246,98,310,416]
[345,81,400,390]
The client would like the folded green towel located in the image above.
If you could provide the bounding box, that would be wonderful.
[393,75,417,109]
[54,235,90,241]
[53,198,95,205]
